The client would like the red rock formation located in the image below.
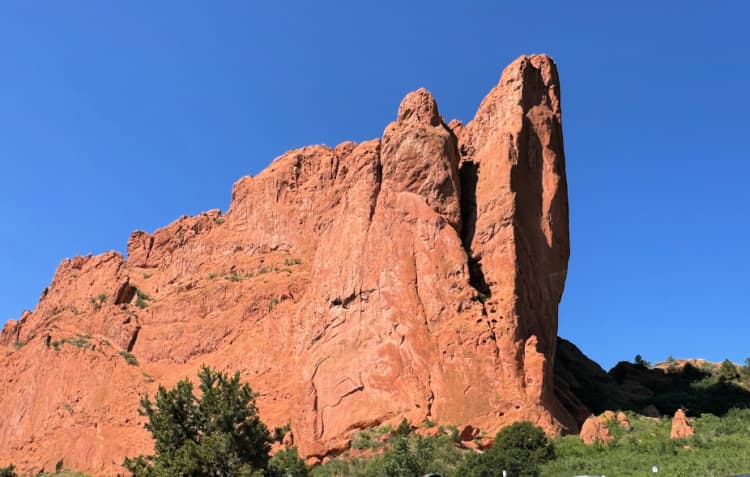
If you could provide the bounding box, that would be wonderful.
[0,54,574,475]
[670,409,694,439]
[616,411,632,430]
[579,415,614,445]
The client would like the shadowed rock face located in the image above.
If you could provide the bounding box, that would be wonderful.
[0,54,574,475]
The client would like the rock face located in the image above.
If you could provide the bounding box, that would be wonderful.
[616,411,632,430]
[0,54,575,475]
[670,409,694,439]
[579,415,614,445]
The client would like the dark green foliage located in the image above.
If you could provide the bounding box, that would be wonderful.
[351,429,382,451]
[135,290,151,309]
[457,421,553,477]
[311,431,463,477]
[272,423,291,443]
[634,354,651,368]
[374,436,435,477]
[0,465,18,477]
[719,359,739,381]
[123,366,271,477]
[395,418,411,437]
[741,358,750,384]
[542,409,750,477]
[422,418,436,428]
[607,358,750,416]
[268,447,309,477]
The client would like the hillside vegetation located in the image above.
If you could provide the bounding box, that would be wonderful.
[306,410,750,477]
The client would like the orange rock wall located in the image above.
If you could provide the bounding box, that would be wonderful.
[0,54,575,475]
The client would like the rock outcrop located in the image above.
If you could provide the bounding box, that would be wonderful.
[670,409,694,439]
[616,411,632,430]
[579,415,614,445]
[0,54,574,475]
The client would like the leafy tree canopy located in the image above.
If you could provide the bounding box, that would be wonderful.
[124,366,272,477]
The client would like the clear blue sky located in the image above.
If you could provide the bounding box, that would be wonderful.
[0,2,747,370]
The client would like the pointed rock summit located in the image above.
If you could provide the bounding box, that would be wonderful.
[0,54,574,475]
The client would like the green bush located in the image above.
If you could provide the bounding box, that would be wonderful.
[0,465,18,477]
[457,421,553,477]
[135,290,151,309]
[268,446,309,477]
[719,359,739,381]
[123,366,271,477]
[90,293,107,310]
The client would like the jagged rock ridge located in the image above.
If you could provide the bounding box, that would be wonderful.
[0,54,574,475]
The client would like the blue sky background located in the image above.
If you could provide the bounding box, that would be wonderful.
[0,2,747,370]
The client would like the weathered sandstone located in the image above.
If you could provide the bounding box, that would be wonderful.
[0,54,574,475]
[670,408,695,439]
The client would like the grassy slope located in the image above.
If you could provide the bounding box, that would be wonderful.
[542,410,750,477]
[312,410,750,477]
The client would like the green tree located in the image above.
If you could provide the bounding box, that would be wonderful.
[634,354,651,368]
[268,447,309,477]
[457,421,554,477]
[123,366,271,477]
[719,359,739,382]
[0,465,18,477]
[740,358,750,383]
[368,435,435,477]
[394,418,412,437]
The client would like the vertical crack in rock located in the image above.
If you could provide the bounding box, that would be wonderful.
[126,324,141,353]
[459,159,491,296]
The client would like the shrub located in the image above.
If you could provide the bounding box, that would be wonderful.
[123,366,271,477]
[634,354,651,368]
[457,421,554,477]
[394,418,411,437]
[119,351,139,366]
[268,446,309,477]
[741,358,750,384]
[273,423,291,443]
[90,293,107,310]
[719,359,739,382]
[351,429,381,450]
[368,435,436,477]
[135,290,151,309]
[0,465,18,477]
